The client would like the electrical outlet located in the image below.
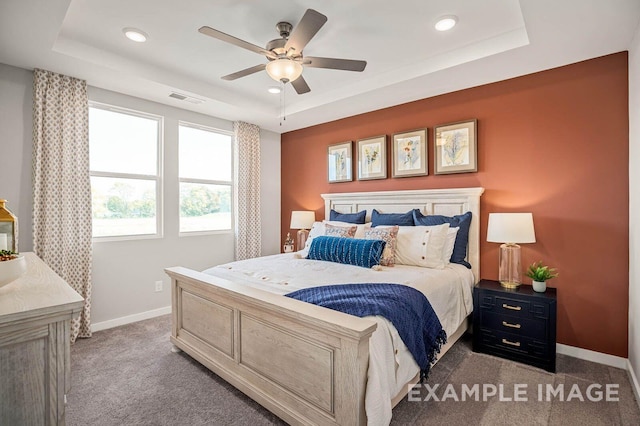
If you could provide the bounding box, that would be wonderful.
[154,280,163,292]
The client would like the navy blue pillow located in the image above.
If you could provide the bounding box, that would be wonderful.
[413,211,472,269]
[371,209,418,227]
[306,236,386,269]
[329,209,366,224]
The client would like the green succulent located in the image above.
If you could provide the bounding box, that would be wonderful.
[0,249,18,261]
[525,261,558,282]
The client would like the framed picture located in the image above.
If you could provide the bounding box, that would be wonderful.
[327,141,353,183]
[391,128,428,178]
[357,135,387,180]
[434,119,478,175]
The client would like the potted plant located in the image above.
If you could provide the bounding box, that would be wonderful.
[0,249,26,288]
[525,261,558,293]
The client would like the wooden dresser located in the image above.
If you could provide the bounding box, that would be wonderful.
[0,252,84,425]
[473,279,557,372]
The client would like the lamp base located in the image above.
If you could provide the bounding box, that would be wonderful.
[498,243,522,289]
[499,281,521,289]
[296,229,309,252]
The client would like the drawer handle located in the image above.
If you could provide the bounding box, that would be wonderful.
[502,338,521,347]
[502,303,522,311]
[502,321,521,329]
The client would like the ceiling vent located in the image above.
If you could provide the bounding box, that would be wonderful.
[169,92,205,104]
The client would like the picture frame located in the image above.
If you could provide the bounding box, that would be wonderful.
[391,128,428,178]
[327,141,353,183]
[357,135,387,180]
[434,119,478,175]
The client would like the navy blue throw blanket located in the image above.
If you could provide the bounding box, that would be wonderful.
[285,283,447,380]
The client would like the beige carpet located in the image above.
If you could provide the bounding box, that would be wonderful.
[67,315,640,425]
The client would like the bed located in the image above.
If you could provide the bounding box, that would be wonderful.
[165,187,484,426]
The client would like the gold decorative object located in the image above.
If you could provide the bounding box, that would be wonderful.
[0,199,18,252]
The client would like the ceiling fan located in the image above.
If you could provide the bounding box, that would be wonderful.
[198,9,367,94]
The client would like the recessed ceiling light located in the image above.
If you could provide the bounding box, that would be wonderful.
[435,15,458,31]
[268,86,282,94]
[123,28,148,43]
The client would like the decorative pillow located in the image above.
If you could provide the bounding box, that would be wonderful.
[324,221,370,239]
[371,209,418,227]
[299,222,362,258]
[413,211,472,268]
[324,223,357,238]
[329,209,366,224]
[442,227,459,265]
[306,236,386,269]
[395,224,450,269]
[364,225,399,266]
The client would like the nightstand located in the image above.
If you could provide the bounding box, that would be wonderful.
[473,279,557,372]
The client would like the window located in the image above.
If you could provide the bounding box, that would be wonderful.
[179,123,233,233]
[89,104,162,238]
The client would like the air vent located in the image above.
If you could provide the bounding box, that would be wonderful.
[169,92,205,104]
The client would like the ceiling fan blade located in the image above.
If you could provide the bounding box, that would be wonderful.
[284,9,327,54]
[221,64,266,81]
[199,26,276,59]
[304,56,367,72]
[291,75,311,94]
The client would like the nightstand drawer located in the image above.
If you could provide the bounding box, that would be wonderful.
[478,328,551,359]
[478,294,550,320]
[480,311,547,340]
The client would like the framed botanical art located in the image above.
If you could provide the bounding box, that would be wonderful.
[391,128,428,178]
[434,119,478,175]
[327,141,352,183]
[357,135,387,180]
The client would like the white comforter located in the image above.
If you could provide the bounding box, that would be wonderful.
[203,253,474,426]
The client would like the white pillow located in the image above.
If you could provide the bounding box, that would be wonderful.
[442,227,459,265]
[395,223,450,269]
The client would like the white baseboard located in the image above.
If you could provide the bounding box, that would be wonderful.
[556,343,627,369]
[627,359,640,409]
[91,306,171,333]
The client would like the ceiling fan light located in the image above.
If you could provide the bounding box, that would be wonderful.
[268,86,282,94]
[266,58,303,83]
[435,15,458,31]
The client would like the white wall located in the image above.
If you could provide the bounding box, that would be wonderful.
[90,87,281,324]
[0,63,281,325]
[630,26,640,391]
[0,63,33,252]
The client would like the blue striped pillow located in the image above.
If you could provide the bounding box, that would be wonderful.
[306,236,386,269]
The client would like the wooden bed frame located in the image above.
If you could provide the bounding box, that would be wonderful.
[165,187,484,426]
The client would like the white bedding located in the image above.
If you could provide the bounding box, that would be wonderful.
[203,253,474,426]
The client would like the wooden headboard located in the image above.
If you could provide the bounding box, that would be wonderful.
[321,187,485,283]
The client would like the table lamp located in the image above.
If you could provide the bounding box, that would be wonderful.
[486,213,536,288]
[290,211,316,251]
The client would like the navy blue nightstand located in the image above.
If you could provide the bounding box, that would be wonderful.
[473,279,557,372]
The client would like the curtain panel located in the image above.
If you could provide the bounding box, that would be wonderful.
[233,121,261,260]
[32,69,93,342]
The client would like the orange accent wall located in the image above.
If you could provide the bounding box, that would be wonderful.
[281,52,629,357]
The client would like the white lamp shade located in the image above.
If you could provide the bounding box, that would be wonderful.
[290,211,315,230]
[487,213,536,244]
[266,58,303,83]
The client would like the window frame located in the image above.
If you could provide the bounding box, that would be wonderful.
[178,121,234,236]
[89,102,164,242]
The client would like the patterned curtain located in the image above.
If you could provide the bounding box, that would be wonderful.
[32,69,92,342]
[233,121,261,260]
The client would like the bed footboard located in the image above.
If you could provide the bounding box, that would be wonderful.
[165,267,377,426]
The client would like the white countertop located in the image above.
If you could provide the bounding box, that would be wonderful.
[0,252,84,325]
